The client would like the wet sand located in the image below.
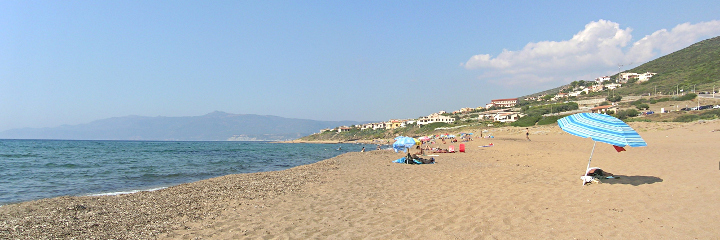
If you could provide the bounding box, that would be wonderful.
[2,120,720,239]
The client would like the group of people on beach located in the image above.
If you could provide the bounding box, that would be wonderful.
[405,146,435,164]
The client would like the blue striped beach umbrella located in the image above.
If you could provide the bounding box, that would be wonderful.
[557,113,647,185]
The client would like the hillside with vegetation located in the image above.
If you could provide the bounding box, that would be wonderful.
[298,36,720,142]
[616,36,720,96]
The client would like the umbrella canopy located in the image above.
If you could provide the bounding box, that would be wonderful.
[557,113,648,185]
[418,136,431,141]
[557,113,647,147]
[393,136,418,153]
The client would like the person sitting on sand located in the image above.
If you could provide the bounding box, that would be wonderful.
[408,153,435,164]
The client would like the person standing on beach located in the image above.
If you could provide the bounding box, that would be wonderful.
[526,128,531,141]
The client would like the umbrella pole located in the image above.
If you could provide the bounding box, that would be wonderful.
[583,141,597,186]
[406,147,410,164]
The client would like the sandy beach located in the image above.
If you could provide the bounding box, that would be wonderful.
[2,120,720,239]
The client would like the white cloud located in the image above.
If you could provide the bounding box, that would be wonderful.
[464,19,720,88]
[627,20,720,63]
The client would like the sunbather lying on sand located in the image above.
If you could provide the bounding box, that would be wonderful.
[405,153,435,164]
[430,148,452,153]
[585,167,613,177]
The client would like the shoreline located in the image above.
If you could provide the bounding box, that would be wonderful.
[3,121,720,239]
[0,153,349,239]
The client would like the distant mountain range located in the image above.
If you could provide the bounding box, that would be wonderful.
[0,111,365,141]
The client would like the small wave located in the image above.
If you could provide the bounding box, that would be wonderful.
[88,187,167,196]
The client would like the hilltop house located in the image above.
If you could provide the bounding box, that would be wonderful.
[385,119,406,129]
[488,98,518,108]
[493,112,525,123]
[552,93,568,101]
[620,72,657,83]
[417,113,455,126]
[568,88,591,97]
[478,109,509,120]
[637,72,657,83]
[591,85,605,92]
[477,109,522,123]
[595,76,611,84]
[605,83,622,90]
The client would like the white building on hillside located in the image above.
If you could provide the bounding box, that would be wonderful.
[417,113,455,126]
[605,83,622,89]
[595,76,611,84]
[620,72,657,83]
[493,112,524,123]
[637,72,657,83]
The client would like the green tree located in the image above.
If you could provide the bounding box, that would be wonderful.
[607,95,622,102]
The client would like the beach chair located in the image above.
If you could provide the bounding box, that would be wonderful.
[459,144,465,153]
[448,145,455,153]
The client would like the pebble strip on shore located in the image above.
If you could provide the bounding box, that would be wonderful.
[0,156,341,239]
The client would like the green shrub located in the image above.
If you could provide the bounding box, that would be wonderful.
[699,109,720,119]
[537,115,564,125]
[607,95,622,102]
[424,122,451,129]
[635,103,650,110]
[674,93,697,101]
[614,109,639,120]
[511,115,541,127]
[630,99,647,105]
[673,114,700,122]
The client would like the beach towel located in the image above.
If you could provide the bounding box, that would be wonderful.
[392,157,435,164]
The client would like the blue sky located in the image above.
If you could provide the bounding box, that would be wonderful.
[2,1,720,131]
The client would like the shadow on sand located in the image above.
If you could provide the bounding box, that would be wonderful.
[601,175,663,186]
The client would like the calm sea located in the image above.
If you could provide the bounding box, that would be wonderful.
[0,139,371,205]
